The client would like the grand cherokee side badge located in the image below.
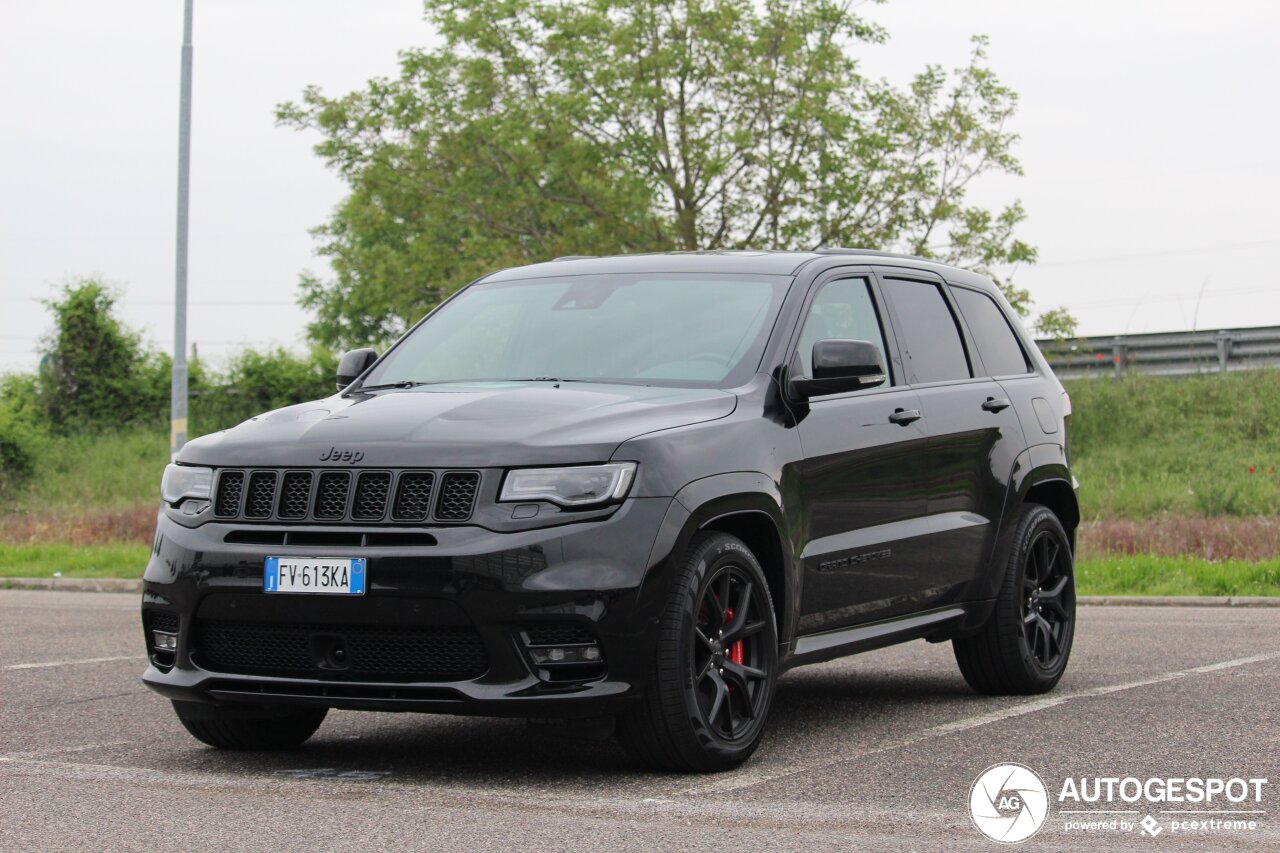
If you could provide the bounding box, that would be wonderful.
[818,549,892,572]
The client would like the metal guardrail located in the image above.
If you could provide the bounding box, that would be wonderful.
[1035,325,1280,379]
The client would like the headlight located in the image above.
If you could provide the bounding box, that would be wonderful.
[499,463,637,507]
[160,464,213,505]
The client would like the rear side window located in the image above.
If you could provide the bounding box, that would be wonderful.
[952,287,1032,376]
[882,278,971,384]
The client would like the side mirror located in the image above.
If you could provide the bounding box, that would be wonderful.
[789,339,886,401]
[335,348,378,391]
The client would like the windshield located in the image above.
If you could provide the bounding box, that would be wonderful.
[363,273,791,389]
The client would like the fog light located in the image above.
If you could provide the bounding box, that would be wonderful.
[180,499,210,516]
[153,631,178,652]
[528,645,600,665]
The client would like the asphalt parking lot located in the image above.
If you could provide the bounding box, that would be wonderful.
[1,590,1277,852]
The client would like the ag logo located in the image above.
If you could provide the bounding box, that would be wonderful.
[968,763,1050,843]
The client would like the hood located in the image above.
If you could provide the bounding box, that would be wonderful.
[179,381,737,468]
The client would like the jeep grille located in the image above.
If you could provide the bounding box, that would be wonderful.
[211,468,482,524]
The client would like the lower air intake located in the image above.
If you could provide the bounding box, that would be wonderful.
[193,620,489,682]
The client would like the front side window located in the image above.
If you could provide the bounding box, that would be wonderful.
[882,278,972,384]
[951,287,1032,376]
[795,277,890,381]
[363,273,790,389]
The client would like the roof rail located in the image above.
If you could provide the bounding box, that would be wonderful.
[813,246,938,263]
[814,247,893,256]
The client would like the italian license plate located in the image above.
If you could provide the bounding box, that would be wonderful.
[264,557,366,595]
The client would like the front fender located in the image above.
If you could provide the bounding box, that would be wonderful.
[641,472,798,649]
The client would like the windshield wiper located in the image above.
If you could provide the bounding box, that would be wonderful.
[352,377,653,394]
[506,377,651,386]
[345,380,431,395]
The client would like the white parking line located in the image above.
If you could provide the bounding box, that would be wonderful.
[2,655,141,671]
[684,651,1280,796]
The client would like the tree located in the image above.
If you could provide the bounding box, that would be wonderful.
[194,347,338,432]
[37,279,169,431]
[281,0,1063,348]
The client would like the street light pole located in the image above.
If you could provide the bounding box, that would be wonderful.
[170,0,194,459]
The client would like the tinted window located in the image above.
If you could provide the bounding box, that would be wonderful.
[883,278,971,384]
[952,287,1032,376]
[365,274,789,389]
[796,278,890,381]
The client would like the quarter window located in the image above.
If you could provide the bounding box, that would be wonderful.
[882,278,971,384]
[796,278,890,382]
[952,287,1032,376]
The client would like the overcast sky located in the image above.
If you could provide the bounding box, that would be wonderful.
[3,0,1279,372]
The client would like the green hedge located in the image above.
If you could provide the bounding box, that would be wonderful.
[0,280,347,502]
[0,405,43,502]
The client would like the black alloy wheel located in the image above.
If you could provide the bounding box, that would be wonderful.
[692,563,772,741]
[617,531,778,772]
[1022,529,1074,671]
[953,502,1076,695]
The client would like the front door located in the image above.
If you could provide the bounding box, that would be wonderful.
[792,274,933,634]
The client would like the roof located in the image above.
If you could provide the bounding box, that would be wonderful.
[479,249,993,287]
[481,250,818,280]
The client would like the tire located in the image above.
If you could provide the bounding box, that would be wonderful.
[617,531,779,772]
[173,701,328,750]
[953,502,1077,695]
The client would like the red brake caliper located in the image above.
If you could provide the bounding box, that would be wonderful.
[724,607,745,665]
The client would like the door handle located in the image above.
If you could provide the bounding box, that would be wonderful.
[982,397,1012,413]
[889,408,922,426]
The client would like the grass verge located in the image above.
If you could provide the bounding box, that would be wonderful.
[0,543,149,579]
[14,428,168,513]
[1,545,1275,597]
[1075,556,1279,597]
[1066,370,1280,519]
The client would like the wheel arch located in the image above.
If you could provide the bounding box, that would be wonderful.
[647,473,797,648]
[1025,479,1080,547]
[1007,442,1080,552]
[699,510,788,644]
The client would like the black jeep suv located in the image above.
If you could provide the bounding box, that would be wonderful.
[142,250,1078,772]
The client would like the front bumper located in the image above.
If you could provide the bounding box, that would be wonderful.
[141,496,677,716]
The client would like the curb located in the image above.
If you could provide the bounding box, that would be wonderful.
[0,579,1276,605]
[1077,595,1280,607]
[0,577,142,593]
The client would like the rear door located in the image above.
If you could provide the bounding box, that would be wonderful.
[791,271,932,634]
[949,283,1058,452]
[875,271,1025,600]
